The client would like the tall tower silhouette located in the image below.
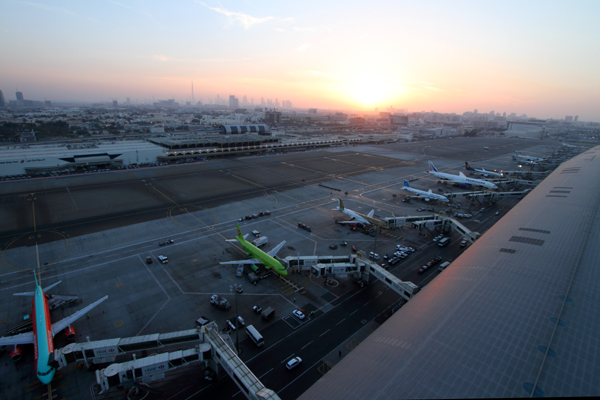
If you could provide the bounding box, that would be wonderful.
[191,81,195,102]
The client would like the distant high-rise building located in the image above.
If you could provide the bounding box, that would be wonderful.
[251,98,254,105]
[308,108,317,114]
[113,100,118,107]
[191,81,195,102]
[574,115,578,122]
[0,90,5,107]
[16,91,24,101]
[243,95,247,105]
[126,97,131,104]
[275,98,279,108]
[474,109,478,114]
[260,97,265,107]
[229,95,239,110]
[565,116,573,122]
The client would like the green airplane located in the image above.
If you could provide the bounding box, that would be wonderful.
[220,224,288,276]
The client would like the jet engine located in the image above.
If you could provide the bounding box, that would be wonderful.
[10,345,22,361]
[65,325,76,340]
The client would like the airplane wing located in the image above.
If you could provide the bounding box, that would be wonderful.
[51,295,108,336]
[0,331,34,346]
[335,221,358,224]
[220,259,260,265]
[267,241,286,257]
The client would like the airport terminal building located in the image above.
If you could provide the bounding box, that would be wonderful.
[0,141,167,176]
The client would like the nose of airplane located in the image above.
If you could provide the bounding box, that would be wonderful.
[38,368,55,385]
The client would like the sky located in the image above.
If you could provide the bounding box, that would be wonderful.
[1,0,600,121]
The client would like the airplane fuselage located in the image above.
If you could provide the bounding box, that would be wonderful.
[33,286,55,384]
[428,171,497,189]
[237,236,287,276]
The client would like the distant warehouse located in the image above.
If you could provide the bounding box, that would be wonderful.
[219,124,270,135]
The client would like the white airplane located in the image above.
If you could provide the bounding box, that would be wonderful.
[512,155,538,166]
[403,180,449,202]
[514,151,545,162]
[428,161,498,190]
[335,198,389,229]
[465,162,503,177]
[0,270,108,385]
[561,142,580,149]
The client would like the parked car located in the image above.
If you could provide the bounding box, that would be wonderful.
[460,240,467,247]
[340,241,347,246]
[236,266,244,277]
[146,256,153,264]
[292,310,306,320]
[329,244,338,250]
[351,245,357,252]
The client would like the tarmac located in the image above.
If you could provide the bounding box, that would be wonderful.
[0,137,560,399]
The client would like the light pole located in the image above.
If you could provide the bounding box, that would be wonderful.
[230,283,243,354]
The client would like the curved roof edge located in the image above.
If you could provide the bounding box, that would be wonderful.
[300,146,600,399]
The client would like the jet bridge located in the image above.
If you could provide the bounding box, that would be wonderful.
[284,254,419,301]
[54,327,206,368]
[385,214,480,244]
[62,323,280,400]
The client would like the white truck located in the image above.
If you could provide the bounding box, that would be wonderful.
[210,294,231,310]
[253,236,268,247]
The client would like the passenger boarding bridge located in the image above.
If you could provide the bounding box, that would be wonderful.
[285,254,419,301]
[53,324,281,400]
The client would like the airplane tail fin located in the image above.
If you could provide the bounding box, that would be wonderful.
[459,172,466,177]
[427,189,433,194]
[403,180,410,187]
[337,198,345,211]
[513,155,518,161]
[465,162,473,171]
[428,161,438,172]
[367,210,375,218]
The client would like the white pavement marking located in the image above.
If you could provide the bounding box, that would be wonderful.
[301,341,313,350]
[281,353,295,363]
[136,255,171,336]
[335,318,346,326]
[319,329,330,337]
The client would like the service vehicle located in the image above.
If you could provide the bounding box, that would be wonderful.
[329,244,338,250]
[195,316,210,326]
[146,256,153,264]
[253,305,262,314]
[236,266,244,277]
[253,236,268,247]
[210,294,231,310]
[158,255,168,264]
[252,230,261,237]
[246,325,264,347]
[261,306,275,320]
[438,237,450,247]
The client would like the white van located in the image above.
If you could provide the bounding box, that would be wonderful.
[438,261,451,271]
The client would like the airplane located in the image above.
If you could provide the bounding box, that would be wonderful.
[220,224,288,276]
[513,155,538,166]
[0,270,108,385]
[465,162,503,177]
[514,151,545,162]
[335,198,389,229]
[428,161,498,190]
[402,180,449,202]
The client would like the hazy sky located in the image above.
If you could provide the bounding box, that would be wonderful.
[1,0,599,120]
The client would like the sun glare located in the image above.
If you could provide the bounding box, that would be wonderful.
[344,76,401,108]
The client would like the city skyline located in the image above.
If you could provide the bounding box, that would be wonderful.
[1,0,600,121]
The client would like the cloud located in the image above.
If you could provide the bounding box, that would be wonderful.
[297,44,309,52]
[196,1,273,29]
[293,27,316,32]
[107,0,132,9]
[18,1,75,16]
[423,86,445,92]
